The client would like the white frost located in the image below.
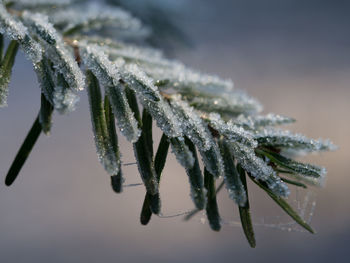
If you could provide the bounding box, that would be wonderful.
[229,142,290,197]
[22,11,85,92]
[255,128,338,153]
[0,3,42,63]
[208,112,257,148]
[81,43,141,143]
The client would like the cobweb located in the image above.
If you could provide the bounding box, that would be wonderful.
[120,162,317,233]
[158,183,317,233]
[248,187,317,232]
[237,187,316,233]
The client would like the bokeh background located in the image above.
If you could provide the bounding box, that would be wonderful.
[0,0,349,262]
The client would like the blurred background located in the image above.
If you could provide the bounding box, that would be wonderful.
[0,0,349,262]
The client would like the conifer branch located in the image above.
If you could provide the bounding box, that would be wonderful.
[0,0,337,247]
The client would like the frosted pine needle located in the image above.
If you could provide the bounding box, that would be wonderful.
[234,113,295,130]
[207,112,257,148]
[219,139,247,206]
[50,2,147,37]
[0,3,42,63]
[228,142,290,197]
[22,11,85,92]
[86,70,121,176]
[170,94,212,151]
[168,95,224,177]
[121,63,183,138]
[188,91,263,116]
[170,137,195,169]
[144,60,234,93]
[256,128,337,153]
[81,43,141,143]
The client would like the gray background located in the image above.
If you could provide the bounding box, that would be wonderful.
[0,0,349,262]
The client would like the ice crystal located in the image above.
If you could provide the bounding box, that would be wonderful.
[184,137,206,210]
[80,43,141,143]
[80,43,119,87]
[86,70,121,176]
[121,63,183,138]
[33,56,79,113]
[52,84,79,113]
[144,60,234,93]
[234,113,295,130]
[0,40,18,107]
[207,112,257,148]
[256,128,337,153]
[263,149,327,178]
[219,139,247,206]
[84,36,260,118]
[0,3,42,63]
[94,41,236,94]
[169,95,224,177]
[94,37,165,66]
[170,94,212,151]
[186,90,262,117]
[50,2,147,37]
[284,160,327,178]
[228,142,290,197]
[106,85,141,143]
[170,137,195,169]
[33,56,56,105]
[20,11,83,112]
[285,173,326,188]
[22,11,85,92]
[199,143,225,179]
[0,70,10,106]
